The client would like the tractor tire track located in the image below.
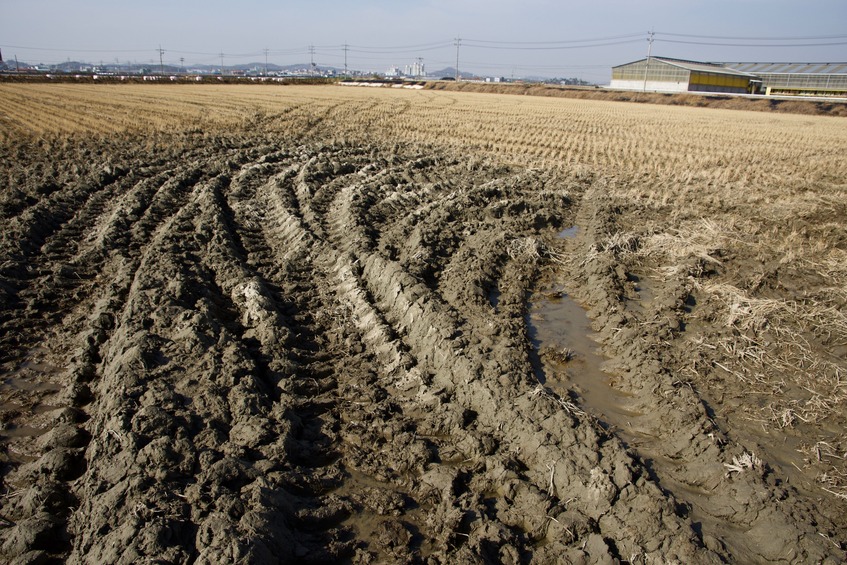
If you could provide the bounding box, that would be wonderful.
[5,135,833,563]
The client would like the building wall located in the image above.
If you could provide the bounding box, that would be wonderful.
[758,73,847,96]
[688,71,750,94]
[612,60,689,83]
[611,60,690,91]
[609,79,689,92]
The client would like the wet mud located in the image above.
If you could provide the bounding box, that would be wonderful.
[0,132,844,563]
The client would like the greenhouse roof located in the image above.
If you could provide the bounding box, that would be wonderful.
[722,62,847,75]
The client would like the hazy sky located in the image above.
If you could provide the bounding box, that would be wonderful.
[2,0,846,82]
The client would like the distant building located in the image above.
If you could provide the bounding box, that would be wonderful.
[721,62,847,97]
[386,62,425,78]
[610,56,847,97]
[404,61,425,77]
[611,57,753,94]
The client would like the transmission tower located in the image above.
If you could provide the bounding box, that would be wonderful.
[264,48,269,76]
[220,52,225,75]
[642,29,655,92]
[157,45,165,76]
[309,45,316,74]
[454,37,461,80]
[343,43,349,76]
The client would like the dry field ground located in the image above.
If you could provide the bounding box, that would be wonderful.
[0,83,845,563]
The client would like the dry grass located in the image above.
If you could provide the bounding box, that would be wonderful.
[1,83,846,189]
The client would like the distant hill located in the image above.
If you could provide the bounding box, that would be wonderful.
[0,59,343,75]
[430,67,476,79]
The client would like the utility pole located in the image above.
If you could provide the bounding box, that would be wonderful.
[343,43,349,76]
[642,30,654,92]
[454,37,461,81]
[157,45,165,76]
[263,48,269,76]
[15,54,20,73]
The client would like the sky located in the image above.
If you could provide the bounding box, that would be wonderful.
[2,0,846,83]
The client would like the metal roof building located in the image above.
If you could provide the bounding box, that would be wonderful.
[611,57,847,97]
[611,57,755,94]
[721,62,847,96]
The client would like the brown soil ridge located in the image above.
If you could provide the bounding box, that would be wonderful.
[422,81,847,117]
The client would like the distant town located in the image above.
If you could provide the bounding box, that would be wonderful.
[0,53,594,86]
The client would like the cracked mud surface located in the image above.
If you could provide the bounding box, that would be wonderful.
[1,125,845,563]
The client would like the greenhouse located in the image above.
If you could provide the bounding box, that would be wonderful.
[611,57,847,97]
[611,57,754,94]
[722,62,847,96]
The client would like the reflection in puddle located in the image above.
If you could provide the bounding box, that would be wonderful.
[556,226,579,239]
[528,284,640,428]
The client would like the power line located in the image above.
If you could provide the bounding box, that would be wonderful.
[4,29,845,61]
[656,38,847,48]
[462,39,645,51]
[5,28,845,80]
[347,40,455,50]
[657,32,847,41]
[463,32,645,45]
[0,44,149,53]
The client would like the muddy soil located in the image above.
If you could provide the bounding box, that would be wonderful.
[0,132,844,564]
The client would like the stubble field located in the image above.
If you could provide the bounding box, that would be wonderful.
[0,83,845,563]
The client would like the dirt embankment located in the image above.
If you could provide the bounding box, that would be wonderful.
[0,132,844,563]
[423,81,847,117]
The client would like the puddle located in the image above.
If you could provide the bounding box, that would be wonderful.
[488,285,501,309]
[335,467,436,558]
[556,226,579,239]
[0,424,50,439]
[624,272,656,316]
[1,346,64,395]
[0,347,66,463]
[527,284,639,426]
[2,378,63,394]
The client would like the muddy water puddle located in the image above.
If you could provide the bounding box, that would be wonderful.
[529,226,641,427]
[528,288,640,426]
[335,468,436,558]
[1,347,66,460]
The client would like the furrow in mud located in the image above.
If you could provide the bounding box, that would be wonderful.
[0,154,211,443]
[551,185,845,563]
[0,147,243,562]
[304,147,721,562]
[0,168,127,359]
[2,135,842,563]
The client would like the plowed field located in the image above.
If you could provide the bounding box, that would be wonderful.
[1,83,846,563]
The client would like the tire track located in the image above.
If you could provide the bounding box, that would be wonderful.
[556,186,846,563]
[0,136,798,563]
[1,144,240,562]
[319,146,721,562]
